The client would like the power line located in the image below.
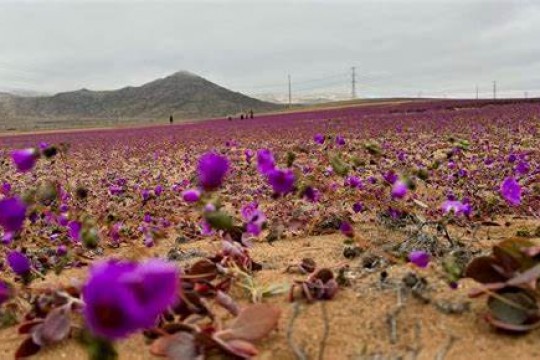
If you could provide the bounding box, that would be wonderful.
[230,72,348,92]
[294,78,347,92]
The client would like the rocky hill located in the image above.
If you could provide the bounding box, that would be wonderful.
[0,71,280,127]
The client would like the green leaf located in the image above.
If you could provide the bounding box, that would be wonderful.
[487,290,538,326]
[204,211,234,231]
[78,330,118,360]
[330,156,349,176]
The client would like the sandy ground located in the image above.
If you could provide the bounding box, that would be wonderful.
[1,215,540,360]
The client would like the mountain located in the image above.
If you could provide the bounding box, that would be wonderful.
[0,92,14,99]
[0,71,280,126]
[0,89,50,97]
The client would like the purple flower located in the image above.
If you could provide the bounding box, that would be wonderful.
[457,169,468,178]
[68,221,82,243]
[143,213,152,223]
[154,185,163,197]
[408,250,430,268]
[7,251,31,276]
[204,203,216,212]
[302,186,320,202]
[508,154,517,163]
[0,197,26,233]
[11,148,39,172]
[246,222,262,236]
[143,233,154,248]
[0,281,11,305]
[340,221,354,238]
[2,232,14,245]
[182,189,201,203]
[122,259,178,321]
[441,200,470,216]
[241,202,259,220]
[241,203,266,236]
[57,214,69,227]
[391,180,408,199]
[314,133,325,145]
[515,161,530,175]
[141,189,151,201]
[352,202,364,213]
[57,245,68,256]
[109,222,123,243]
[198,153,229,191]
[383,170,398,184]
[256,149,276,175]
[82,261,141,339]
[109,185,124,196]
[200,220,214,236]
[345,176,363,189]
[335,135,346,146]
[267,168,295,194]
[500,177,521,206]
[1,182,11,195]
[244,149,254,163]
[83,259,178,340]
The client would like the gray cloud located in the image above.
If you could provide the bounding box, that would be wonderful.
[0,0,539,99]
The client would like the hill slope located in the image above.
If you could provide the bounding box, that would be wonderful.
[0,71,280,125]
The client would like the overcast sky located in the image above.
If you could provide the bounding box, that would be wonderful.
[1,0,539,99]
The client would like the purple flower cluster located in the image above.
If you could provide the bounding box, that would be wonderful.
[441,200,472,217]
[241,202,267,236]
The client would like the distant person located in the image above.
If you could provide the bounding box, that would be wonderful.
[169,114,173,124]
[240,114,244,120]
[227,115,232,121]
[249,109,254,119]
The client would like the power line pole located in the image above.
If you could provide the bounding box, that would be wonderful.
[475,84,479,100]
[288,74,292,108]
[493,81,497,100]
[351,66,356,99]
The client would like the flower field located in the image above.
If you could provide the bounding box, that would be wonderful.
[0,99,539,359]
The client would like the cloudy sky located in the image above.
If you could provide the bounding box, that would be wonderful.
[1,0,539,99]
